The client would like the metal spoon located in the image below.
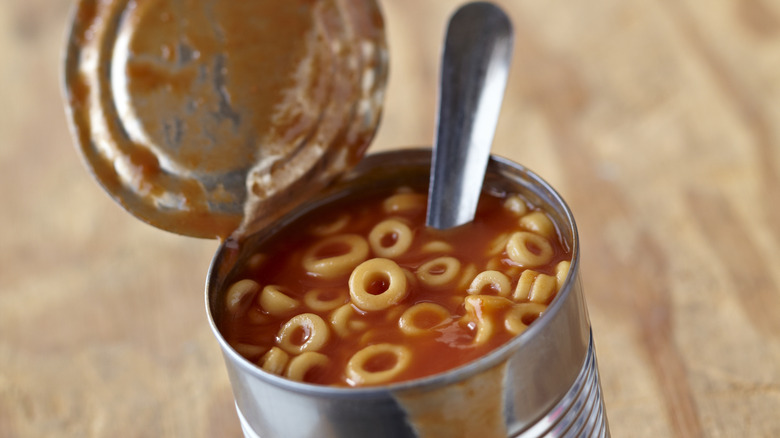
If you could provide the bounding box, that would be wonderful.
[426,2,514,229]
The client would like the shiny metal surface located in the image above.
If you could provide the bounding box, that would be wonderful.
[427,2,513,229]
[513,334,609,438]
[206,149,609,437]
[63,0,387,238]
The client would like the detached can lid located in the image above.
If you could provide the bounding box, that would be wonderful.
[63,0,387,239]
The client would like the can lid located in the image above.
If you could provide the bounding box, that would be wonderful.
[63,0,387,239]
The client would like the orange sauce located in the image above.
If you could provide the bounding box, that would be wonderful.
[219,188,571,387]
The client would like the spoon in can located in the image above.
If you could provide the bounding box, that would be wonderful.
[426,2,514,229]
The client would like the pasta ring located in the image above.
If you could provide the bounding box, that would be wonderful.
[528,273,557,304]
[420,240,454,254]
[505,232,554,267]
[505,303,547,335]
[486,233,511,257]
[245,253,268,271]
[346,343,412,385]
[519,211,556,239]
[463,295,513,345]
[329,304,368,337]
[302,234,369,279]
[245,307,272,325]
[224,279,260,316]
[277,313,331,354]
[399,303,450,336]
[229,342,267,360]
[258,347,289,375]
[368,218,414,258]
[512,270,557,304]
[416,256,461,288]
[468,270,512,297]
[311,213,350,236]
[349,258,409,311]
[485,257,503,271]
[456,263,479,291]
[303,288,348,312]
[258,285,300,316]
[555,260,571,289]
[503,195,528,216]
[285,352,330,383]
[382,192,427,215]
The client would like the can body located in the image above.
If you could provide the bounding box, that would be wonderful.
[206,149,609,438]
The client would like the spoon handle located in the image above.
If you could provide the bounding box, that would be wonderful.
[426,2,514,229]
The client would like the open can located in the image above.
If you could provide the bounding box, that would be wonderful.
[207,149,608,437]
[63,1,609,437]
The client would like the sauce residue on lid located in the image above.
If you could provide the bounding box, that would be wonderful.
[64,0,387,239]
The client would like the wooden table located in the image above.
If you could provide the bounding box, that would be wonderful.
[2,0,779,436]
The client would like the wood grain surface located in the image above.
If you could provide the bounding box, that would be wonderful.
[2,0,780,436]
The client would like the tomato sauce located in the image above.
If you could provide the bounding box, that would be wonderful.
[218,188,571,387]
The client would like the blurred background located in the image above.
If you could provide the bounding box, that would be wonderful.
[2,0,780,436]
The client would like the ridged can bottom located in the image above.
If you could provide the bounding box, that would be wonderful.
[236,332,608,438]
[512,332,609,438]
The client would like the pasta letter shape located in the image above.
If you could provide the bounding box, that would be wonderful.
[349,258,409,311]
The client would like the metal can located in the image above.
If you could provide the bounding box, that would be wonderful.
[206,149,609,438]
